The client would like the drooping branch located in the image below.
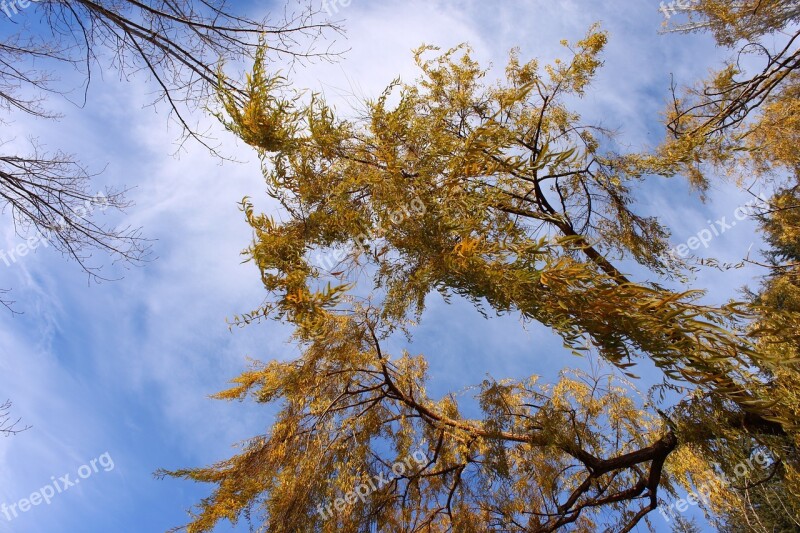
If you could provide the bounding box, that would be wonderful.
[363,323,679,532]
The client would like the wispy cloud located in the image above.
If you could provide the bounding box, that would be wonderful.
[0,1,758,531]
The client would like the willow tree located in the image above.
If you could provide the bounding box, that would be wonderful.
[164,28,792,532]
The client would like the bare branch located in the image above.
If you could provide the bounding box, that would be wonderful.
[0,399,29,437]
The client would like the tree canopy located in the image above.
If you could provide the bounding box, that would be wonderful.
[163,2,800,531]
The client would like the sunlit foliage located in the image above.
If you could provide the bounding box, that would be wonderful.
[164,20,800,533]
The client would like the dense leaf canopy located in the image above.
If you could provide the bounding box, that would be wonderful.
[164,3,800,531]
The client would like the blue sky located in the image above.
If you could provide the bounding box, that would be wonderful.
[0,1,772,531]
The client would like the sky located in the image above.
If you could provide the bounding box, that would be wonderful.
[0,1,773,532]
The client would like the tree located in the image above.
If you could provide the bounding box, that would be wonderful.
[163,28,796,532]
[1,0,341,310]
